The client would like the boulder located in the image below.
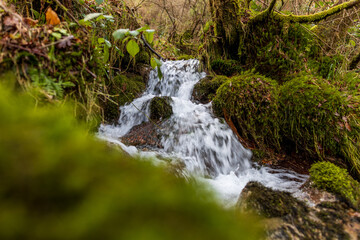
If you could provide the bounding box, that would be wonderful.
[149,96,173,121]
[237,181,360,239]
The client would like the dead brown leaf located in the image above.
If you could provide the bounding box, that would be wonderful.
[46,7,61,26]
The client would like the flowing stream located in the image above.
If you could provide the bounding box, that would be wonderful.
[98,60,308,207]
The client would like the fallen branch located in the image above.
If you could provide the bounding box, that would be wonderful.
[1,42,49,59]
[252,0,360,23]
[141,34,165,61]
[276,0,360,23]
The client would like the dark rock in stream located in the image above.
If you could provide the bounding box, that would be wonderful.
[237,182,360,240]
[121,122,162,148]
[121,96,173,148]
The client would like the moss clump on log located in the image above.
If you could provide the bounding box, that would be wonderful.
[213,72,280,149]
[192,75,229,103]
[279,75,360,177]
[310,162,360,209]
[103,74,145,124]
[149,96,173,121]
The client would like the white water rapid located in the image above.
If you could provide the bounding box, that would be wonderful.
[98,60,308,207]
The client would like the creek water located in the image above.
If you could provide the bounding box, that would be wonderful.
[98,60,308,207]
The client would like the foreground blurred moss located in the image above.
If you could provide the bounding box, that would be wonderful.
[0,84,263,239]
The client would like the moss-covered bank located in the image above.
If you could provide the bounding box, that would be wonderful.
[279,75,360,176]
[211,71,360,179]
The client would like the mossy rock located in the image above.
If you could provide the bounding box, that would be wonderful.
[212,72,280,149]
[237,182,308,218]
[278,75,360,177]
[238,182,355,239]
[210,59,243,77]
[103,74,145,124]
[149,96,173,121]
[310,162,360,209]
[0,84,264,240]
[192,75,229,103]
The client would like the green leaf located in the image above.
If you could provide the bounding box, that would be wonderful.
[51,32,62,40]
[98,38,105,44]
[151,58,157,69]
[84,13,103,21]
[104,44,109,63]
[129,30,140,37]
[154,58,162,67]
[61,82,75,87]
[126,40,140,57]
[157,66,163,80]
[144,29,155,44]
[103,15,114,20]
[31,9,40,19]
[104,39,112,48]
[113,29,129,41]
[350,40,356,47]
[136,26,149,32]
[95,0,104,4]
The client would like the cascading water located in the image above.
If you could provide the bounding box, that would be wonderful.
[99,60,308,207]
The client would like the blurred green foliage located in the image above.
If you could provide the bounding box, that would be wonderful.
[0,84,263,240]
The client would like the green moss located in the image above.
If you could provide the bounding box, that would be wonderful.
[213,71,280,149]
[103,74,145,124]
[278,75,360,176]
[310,162,360,209]
[310,55,344,80]
[210,59,243,76]
[192,75,229,103]
[149,96,173,121]
[0,84,264,240]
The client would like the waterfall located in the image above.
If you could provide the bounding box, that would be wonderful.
[98,60,308,207]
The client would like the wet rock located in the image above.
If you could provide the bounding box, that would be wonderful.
[121,122,162,148]
[237,181,360,239]
[237,182,308,218]
[149,96,173,121]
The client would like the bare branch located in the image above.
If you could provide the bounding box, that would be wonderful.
[276,0,360,23]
